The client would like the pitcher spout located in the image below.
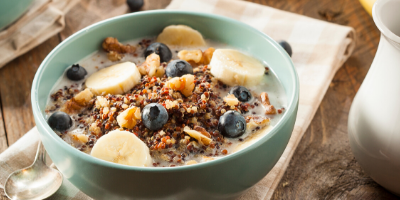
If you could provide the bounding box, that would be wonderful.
[373,0,400,49]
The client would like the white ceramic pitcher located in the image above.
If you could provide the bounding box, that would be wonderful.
[348,0,400,195]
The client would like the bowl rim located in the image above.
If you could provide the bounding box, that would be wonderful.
[32,10,299,172]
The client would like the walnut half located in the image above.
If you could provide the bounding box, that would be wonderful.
[165,74,195,97]
[102,37,136,61]
[260,92,276,114]
[138,53,165,77]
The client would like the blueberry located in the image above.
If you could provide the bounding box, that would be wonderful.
[48,111,72,132]
[144,43,172,63]
[142,103,168,131]
[166,60,193,78]
[218,111,246,138]
[127,0,144,11]
[278,40,292,57]
[66,64,87,81]
[229,86,252,102]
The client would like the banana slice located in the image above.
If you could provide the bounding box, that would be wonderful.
[91,130,152,167]
[156,25,206,46]
[86,62,141,95]
[210,49,265,87]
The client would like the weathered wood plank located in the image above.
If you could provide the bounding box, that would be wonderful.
[264,0,398,198]
[0,96,7,153]
[0,35,60,146]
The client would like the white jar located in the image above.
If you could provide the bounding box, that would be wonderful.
[348,0,400,195]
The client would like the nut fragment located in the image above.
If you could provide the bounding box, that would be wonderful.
[194,126,211,138]
[89,123,102,135]
[186,160,198,165]
[102,37,136,54]
[245,115,270,131]
[117,106,141,129]
[201,47,215,65]
[177,47,215,65]
[223,94,239,106]
[138,53,165,77]
[165,74,195,97]
[95,96,109,108]
[260,92,276,114]
[75,134,89,143]
[183,126,211,145]
[107,51,123,61]
[74,88,94,106]
[60,88,94,114]
[178,50,203,63]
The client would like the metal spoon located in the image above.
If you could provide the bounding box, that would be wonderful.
[4,141,63,200]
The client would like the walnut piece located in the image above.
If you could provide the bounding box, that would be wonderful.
[60,88,94,114]
[138,53,165,77]
[95,96,109,108]
[223,94,239,106]
[178,50,203,63]
[165,74,195,97]
[102,37,135,54]
[107,51,123,61]
[74,88,93,106]
[245,115,270,132]
[116,106,141,129]
[260,92,276,114]
[177,47,215,65]
[193,126,211,138]
[183,126,211,145]
[89,123,102,135]
[73,134,89,143]
[186,160,198,165]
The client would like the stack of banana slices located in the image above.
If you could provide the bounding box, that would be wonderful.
[84,24,265,167]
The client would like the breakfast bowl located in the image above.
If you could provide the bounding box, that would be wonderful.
[31,10,299,200]
[0,0,34,30]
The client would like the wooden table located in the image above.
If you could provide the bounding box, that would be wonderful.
[0,0,398,199]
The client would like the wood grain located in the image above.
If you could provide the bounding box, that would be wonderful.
[0,97,7,153]
[0,35,60,146]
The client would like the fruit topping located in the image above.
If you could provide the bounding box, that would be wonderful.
[144,42,172,63]
[91,130,152,167]
[165,59,193,78]
[142,103,168,131]
[156,25,206,47]
[210,49,265,87]
[218,110,246,138]
[260,92,276,114]
[127,0,144,11]
[138,53,165,77]
[165,74,195,97]
[85,62,141,95]
[48,111,72,132]
[278,40,292,57]
[229,86,252,102]
[66,64,87,81]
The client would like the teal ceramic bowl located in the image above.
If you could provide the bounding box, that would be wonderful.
[0,0,34,30]
[32,11,299,200]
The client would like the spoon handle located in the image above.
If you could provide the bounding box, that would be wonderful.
[34,141,47,164]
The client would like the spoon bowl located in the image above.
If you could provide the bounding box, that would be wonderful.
[4,141,63,200]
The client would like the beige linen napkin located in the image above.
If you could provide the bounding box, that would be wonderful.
[0,0,356,199]
[0,0,79,68]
